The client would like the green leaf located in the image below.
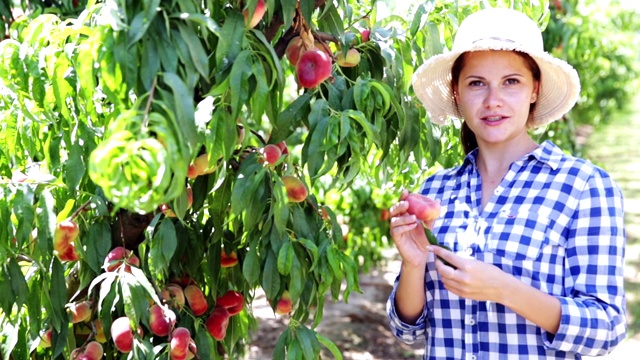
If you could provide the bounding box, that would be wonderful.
[295,325,320,360]
[230,154,267,215]
[120,272,148,326]
[49,259,69,333]
[7,260,27,311]
[161,72,198,151]
[296,238,319,272]
[277,241,294,276]
[273,327,290,359]
[261,249,280,300]
[229,49,253,116]
[215,12,245,75]
[271,93,312,143]
[85,221,111,274]
[317,333,343,360]
[242,245,260,286]
[177,23,210,78]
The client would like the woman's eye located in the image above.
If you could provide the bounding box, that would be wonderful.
[469,80,483,87]
[505,78,520,85]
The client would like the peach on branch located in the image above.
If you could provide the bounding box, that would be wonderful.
[161,284,186,309]
[216,290,244,316]
[282,175,308,203]
[275,141,289,156]
[243,0,266,29]
[70,341,103,360]
[405,193,441,222]
[38,328,53,348]
[161,185,193,217]
[169,327,191,360]
[184,285,209,316]
[187,338,198,360]
[53,220,80,262]
[110,316,134,353]
[296,48,332,88]
[205,306,230,341]
[187,153,215,179]
[259,144,282,167]
[275,290,293,315]
[149,304,176,337]
[93,320,106,343]
[336,48,361,67]
[103,246,140,272]
[220,251,238,268]
[67,300,92,324]
[360,29,371,42]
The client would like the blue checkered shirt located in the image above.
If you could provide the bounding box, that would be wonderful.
[387,140,627,359]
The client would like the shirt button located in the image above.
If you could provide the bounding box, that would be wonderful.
[467,355,477,360]
[465,316,476,325]
[465,247,474,256]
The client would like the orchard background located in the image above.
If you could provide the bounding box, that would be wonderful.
[0,0,638,359]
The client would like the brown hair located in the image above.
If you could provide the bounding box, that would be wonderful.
[451,51,541,154]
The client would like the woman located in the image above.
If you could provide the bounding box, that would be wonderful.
[387,8,626,359]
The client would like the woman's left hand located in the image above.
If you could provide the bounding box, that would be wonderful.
[429,245,511,303]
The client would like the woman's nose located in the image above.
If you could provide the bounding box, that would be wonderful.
[483,86,503,108]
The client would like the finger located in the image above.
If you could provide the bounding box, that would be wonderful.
[389,222,418,239]
[389,200,409,217]
[429,244,461,269]
[399,189,409,201]
[390,213,417,227]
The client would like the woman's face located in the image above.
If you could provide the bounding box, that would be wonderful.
[455,51,539,148]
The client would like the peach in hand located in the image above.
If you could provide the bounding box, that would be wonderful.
[405,193,441,222]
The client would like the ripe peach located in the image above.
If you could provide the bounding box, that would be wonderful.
[380,209,390,221]
[149,304,176,337]
[110,316,134,353]
[93,320,106,343]
[220,251,238,268]
[361,29,370,42]
[282,175,308,203]
[161,284,186,309]
[260,144,282,166]
[243,0,266,29]
[170,327,191,360]
[53,220,80,262]
[285,36,304,66]
[67,300,92,324]
[296,48,332,88]
[275,291,293,315]
[161,185,193,217]
[275,141,289,156]
[39,328,53,348]
[187,153,215,179]
[216,290,244,315]
[205,306,230,341]
[405,193,441,222]
[336,48,361,67]
[186,338,198,360]
[70,341,103,360]
[184,285,209,316]
[103,246,140,272]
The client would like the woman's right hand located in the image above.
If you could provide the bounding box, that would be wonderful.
[389,190,432,269]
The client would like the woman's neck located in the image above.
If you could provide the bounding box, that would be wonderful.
[475,137,538,175]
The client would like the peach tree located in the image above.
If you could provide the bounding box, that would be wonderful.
[0,0,548,359]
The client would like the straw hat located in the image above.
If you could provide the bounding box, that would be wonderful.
[412,7,581,127]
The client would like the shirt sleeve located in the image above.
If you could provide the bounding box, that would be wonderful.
[386,273,429,344]
[542,169,627,355]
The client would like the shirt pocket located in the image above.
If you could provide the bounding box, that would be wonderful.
[486,211,551,261]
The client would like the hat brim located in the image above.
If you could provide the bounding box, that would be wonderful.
[412,44,581,128]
